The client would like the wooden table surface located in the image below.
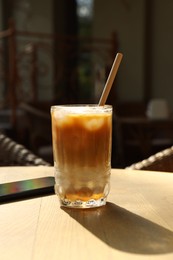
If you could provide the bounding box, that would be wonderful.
[0,166,173,260]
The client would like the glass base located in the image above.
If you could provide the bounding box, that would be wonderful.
[59,196,107,209]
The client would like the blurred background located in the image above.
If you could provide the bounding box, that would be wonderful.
[1,0,173,168]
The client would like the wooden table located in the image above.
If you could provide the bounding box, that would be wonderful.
[1,166,173,260]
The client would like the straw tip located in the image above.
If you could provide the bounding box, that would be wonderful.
[117,52,123,58]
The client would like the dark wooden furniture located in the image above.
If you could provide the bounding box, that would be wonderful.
[0,20,118,127]
[18,102,53,164]
[116,116,173,167]
[0,131,50,166]
[127,146,173,172]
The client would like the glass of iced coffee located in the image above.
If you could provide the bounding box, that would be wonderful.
[51,105,112,208]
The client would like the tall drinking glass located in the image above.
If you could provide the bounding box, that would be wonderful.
[51,105,112,208]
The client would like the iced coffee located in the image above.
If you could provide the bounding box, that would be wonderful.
[51,105,112,208]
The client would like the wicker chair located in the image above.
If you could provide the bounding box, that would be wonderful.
[127,146,173,172]
[0,132,51,166]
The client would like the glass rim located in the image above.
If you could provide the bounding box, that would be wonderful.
[51,104,112,109]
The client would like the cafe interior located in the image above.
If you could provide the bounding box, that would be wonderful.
[1,0,173,171]
[1,2,173,259]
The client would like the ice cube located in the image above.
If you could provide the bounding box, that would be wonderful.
[56,114,74,128]
[84,117,104,131]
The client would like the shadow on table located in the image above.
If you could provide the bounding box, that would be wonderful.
[62,202,173,255]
